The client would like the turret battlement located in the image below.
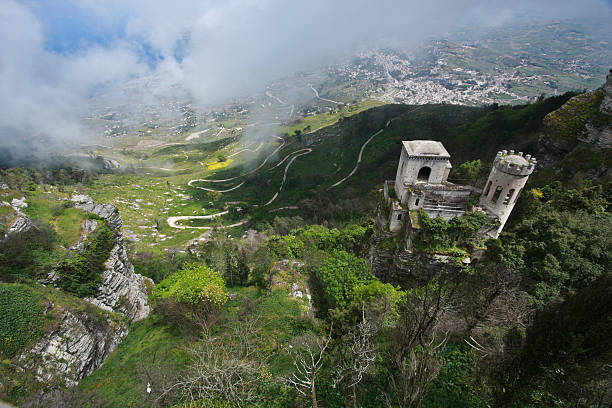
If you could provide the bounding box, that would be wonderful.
[493,150,536,176]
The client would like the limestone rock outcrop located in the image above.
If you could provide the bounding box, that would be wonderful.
[2,197,36,235]
[537,80,612,184]
[71,195,153,322]
[600,69,612,115]
[20,305,127,386]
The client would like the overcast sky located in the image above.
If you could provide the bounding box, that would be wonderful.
[1,0,611,156]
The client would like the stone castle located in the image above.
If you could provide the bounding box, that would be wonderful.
[381,140,535,244]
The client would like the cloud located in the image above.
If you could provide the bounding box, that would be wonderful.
[1,0,611,161]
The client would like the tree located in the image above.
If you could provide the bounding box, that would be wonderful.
[385,274,456,408]
[159,318,267,407]
[314,250,374,311]
[286,325,333,408]
[154,263,228,326]
[334,307,378,408]
[454,159,482,182]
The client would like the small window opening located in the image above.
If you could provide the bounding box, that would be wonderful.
[417,166,431,182]
[484,181,492,196]
[397,214,402,220]
[514,188,523,203]
[503,189,515,205]
[491,186,503,204]
[415,198,420,206]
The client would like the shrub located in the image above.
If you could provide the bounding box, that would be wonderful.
[154,263,228,309]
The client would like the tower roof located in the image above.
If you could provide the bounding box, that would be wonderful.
[402,140,450,159]
[493,150,536,175]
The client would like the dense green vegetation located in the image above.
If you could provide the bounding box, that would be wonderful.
[314,250,374,309]
[154,263,228,308]
[489,183,611,307]
[57,220,115,297]
[416,210,489,253]
[0,284,44,358]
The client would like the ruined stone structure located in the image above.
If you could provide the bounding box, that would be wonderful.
[381,140,534,241]
[478,150,536,238]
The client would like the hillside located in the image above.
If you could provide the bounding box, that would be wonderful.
[1,80,611,407]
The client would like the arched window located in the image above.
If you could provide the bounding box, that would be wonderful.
[484,180,492,196]
[514,188,523,203]
[491,186,503,204]
[503,189,515,205]
[415,198,420,206]
[397,213,402,220]
[417,166,431,182]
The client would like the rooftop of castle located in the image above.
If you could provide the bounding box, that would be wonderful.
[403,140,450,158]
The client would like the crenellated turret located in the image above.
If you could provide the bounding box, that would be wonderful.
[479,150,536,238]
[492,150,537,176]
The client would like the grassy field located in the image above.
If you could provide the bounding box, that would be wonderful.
[79,276,311,407]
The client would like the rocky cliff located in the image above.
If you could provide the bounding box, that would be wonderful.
[600,69,612,115]
[19,302,127,387]
[537,75,612,185]
[1,195,154,401]
[70,195,153,322]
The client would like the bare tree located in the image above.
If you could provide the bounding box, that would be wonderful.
[462,263,530,334]
[461,263,531,365]
[385,332,448,408]
[334,306,378,408]
[385,272,456,408]
[158,317,266,407]
[286,324,333,408]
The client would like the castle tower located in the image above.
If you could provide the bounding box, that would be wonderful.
[479,150,536,238]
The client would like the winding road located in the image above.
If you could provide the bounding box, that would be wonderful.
[326,125,386,190]
[264,148,312,206]
[188,136,286,185]
[326,106,423,190]
[167,105,412,230]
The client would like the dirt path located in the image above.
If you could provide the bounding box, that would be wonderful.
[308,83,340,104]
[327,126,385,190]
[327,106,423,190]
[264,148,312,206]
[188,136,286,184]
[186,180,246,193]
[228,141,263,158]
[167,210,248,230]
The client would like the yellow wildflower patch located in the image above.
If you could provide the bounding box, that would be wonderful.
[206,157,233,170]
